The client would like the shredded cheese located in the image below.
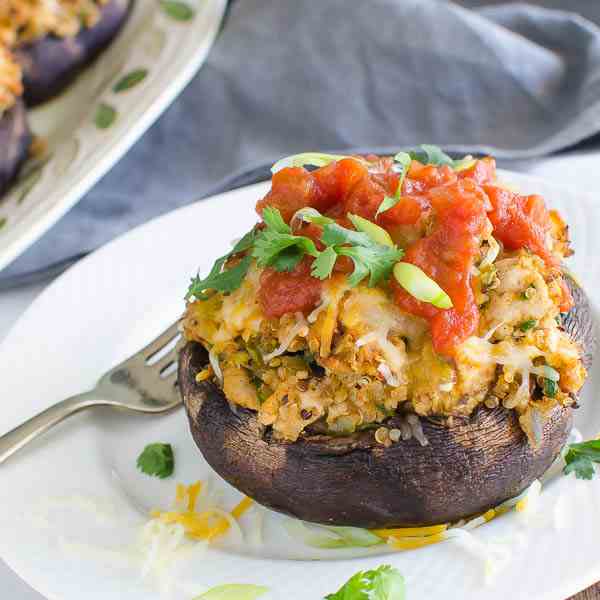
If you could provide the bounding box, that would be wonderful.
[263,312,308,363]
[208,349,223,382]
[151,482,253,544]
[372,524,448,539]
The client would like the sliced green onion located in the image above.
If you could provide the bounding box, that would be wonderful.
[531,365,560,382]
[375,195,400,217]
[284,519,382,549]
[284,519,349,548]
[290,207,335,227]
[543,378,558,398]
[348,214,394,247]
[452,155,478,172]
[393,151,412,169]
[271,152,354,173]
[519,319,537,332]
[322,525,383,547]
[393,262,453,309]
[194,584,269,600]
[376,153,413,217]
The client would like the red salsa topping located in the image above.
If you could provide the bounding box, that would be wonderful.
[258,257,322,319]
[256,155,561,354]
[391,180,490,355]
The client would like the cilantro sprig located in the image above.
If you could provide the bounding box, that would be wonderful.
[254,207,403,287]
[252,207,319,272]
[187,205,403,300]
[563,440,600,480]
[186,228,258,300]
[325,564,405,600]
[137,443,174,479]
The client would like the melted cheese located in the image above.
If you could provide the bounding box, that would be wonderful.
[213,265,263,343]
[342,286,425,376]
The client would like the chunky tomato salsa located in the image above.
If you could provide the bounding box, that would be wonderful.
[255,153,566,355]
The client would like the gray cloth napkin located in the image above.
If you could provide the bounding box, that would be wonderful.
[3,0,600,282]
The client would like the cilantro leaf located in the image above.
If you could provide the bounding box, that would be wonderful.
[407,145,479,173]
[312,246,338,280]
[270,245,305,272]
[186,228,258,300]
[325,564,405,600]
[137,443,174,479]
[252,229,318,269]
[319,220,403,286]
[231,228,259,254]
[338,244,402,287]
[564,455,595,480]
[321,222,373,248]
[262,206,291,234]
[408,144,454,167]
[187,255,253,300]
[563,439,600,480]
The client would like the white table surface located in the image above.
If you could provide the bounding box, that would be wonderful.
[1,150,599,599]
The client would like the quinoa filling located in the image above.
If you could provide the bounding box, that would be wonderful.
[0,0,110,46]
[183,153,586,445]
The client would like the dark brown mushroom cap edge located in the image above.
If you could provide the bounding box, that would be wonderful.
[179,277,596,528]
[0,99,32,195]
[14,0,132,107]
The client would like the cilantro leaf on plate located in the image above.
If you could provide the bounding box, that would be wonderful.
[325,564,405,600]
[137,443,174,479]
[563,439,600,480]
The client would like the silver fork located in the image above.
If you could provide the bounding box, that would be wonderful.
[0,321,183,465]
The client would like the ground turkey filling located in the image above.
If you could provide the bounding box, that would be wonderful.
[0,0,109,46]
[183,155,586,445]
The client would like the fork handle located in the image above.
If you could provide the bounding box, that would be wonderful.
[0,391,105,465]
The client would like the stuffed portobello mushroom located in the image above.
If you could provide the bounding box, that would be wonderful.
[0,45,31,194]
[0,0,131,106]
[179,150,595,528]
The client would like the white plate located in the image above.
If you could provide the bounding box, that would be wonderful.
[0,173,599,600]
[0,0,226,272]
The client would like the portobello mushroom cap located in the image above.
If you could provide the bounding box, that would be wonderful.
[14,0,131,106]
[0,99,32,195]
[179,278,596,528]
